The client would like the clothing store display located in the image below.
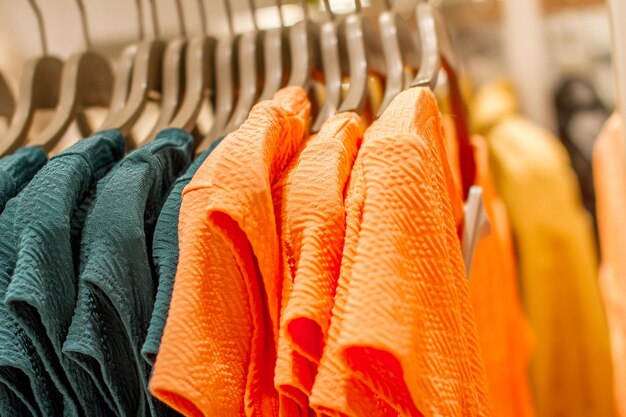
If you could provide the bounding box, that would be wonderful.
[1,1,624,416]
[142,138,223,366]
[150,88,311,417]
[0,131,125,417]
[594,113,626,417]
[62,128,193,417]
[273,112,363,413]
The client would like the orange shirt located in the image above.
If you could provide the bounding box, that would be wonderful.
[310,88,492,417]
[150,87,310,417]
[469,134,535,417]
[594,113,626,417]
[272,112,364,415]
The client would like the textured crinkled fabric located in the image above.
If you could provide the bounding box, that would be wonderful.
[0,384,34,417]
[468,135,535,417]
[594,114,626,417]
[310,88,492,417]
[150,87,310,417]
[0,131,125,417]
[62,128,193,417]
[142,137,224,366]
[487,115,615,417]
[0,147,47,211]
[272,113,363,414]
[0,147,47,417]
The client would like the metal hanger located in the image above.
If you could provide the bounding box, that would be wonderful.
[30,0,113,151]
[0,0,64,157]
[169,0,217,139]
[336,0,377,115]
[223,0,263,134]
[377,0,421,116]
[608,0,626,161]
[258,0,287,101]
[312,0,342,132]
[105,0,144,124]
[413,2,475,198]
[0,74,15,123]
[142,0,189,144]
[285,0,317,89]
[197,0,236,150]
[100,0,166,149]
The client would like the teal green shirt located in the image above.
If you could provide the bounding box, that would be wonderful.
[63,129,193,417]
[142,137,223,365]
[0,131,125,417]
[0,147,47,211]
[0,147,47,417]
[0,384,33,417]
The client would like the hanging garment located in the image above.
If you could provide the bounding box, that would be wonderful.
[0,131,125,417]
[142,137,224,366]
[62,128,193,417]
[0,146,48,417]
[0,147,47,211]
[310,88,492,417]
[272,112,364,414]
[555,76,610,230]
[150,87,310,417]
[594,113,626,417]
[308,146,397,417]
[469,134,535,417]
[486,115,615,417]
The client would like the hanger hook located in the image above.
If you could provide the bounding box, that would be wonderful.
[148,0,161,39]
[274,0,285,28]
[298,0,309,21]
[354,0,363,13]
[223,0,234,36]
[135,0,146,40]
[195,0,207,35]
[322,0,335,21]
[383,0,393,10]
[27,0,48,55]
[74,0,92,50]
[247,0,259,31]
[173,0,187,37]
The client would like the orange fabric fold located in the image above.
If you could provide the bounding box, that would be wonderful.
[272,112,364,414]
[150,87,310,417]
[469,135,535,417]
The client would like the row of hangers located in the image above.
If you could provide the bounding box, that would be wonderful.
[0,0,468,176]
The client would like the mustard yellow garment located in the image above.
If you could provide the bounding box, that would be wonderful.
[473,81,615,417]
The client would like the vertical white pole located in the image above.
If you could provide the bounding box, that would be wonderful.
[608,0,626,158]
[501,0,556,130]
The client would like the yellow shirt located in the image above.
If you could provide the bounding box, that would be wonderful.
[487,115,615,417]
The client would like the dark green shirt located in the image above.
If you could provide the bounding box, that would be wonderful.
[0,131,125,417]
[142,138,223,365]
[63,128,193,417]
[0,147,47,417]
[0,147,47,211]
